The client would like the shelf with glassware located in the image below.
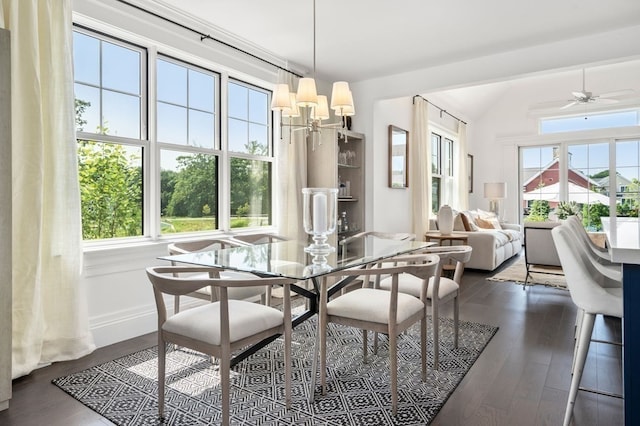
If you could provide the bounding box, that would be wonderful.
[336,130,365,261]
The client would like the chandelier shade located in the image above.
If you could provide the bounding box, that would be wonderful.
[271,0,355,146]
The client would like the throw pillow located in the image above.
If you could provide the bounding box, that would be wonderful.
[476,208,502,230]
[459,212,472,231]
[453,214,466,231]
[475,217,496,229]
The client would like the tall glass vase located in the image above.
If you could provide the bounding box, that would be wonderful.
[302,188,338,264]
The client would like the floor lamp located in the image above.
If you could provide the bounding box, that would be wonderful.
[484,182,506,219]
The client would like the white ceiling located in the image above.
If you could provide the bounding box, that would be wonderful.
[154,0,640,83]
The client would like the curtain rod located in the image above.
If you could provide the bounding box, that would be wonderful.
[114,0,303,78]
[412,95,467,125]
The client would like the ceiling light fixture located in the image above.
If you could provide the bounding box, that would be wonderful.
[270,0,355,149]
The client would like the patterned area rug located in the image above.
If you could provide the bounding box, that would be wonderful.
[53,316,498,425]
[488,257,566,288]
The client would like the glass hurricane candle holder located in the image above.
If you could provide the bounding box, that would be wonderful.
[302,187,338,258]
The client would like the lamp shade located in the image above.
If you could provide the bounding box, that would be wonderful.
[330,81,353,111]
[484,182,506,199]
[334,90,355,117]
[271,84,292,111]
[296,78,318,107]
[282,93,300,118]
[311,95,330,121]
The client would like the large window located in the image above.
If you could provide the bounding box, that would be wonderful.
[520,140,640,230]
[74,29,145,240]
[431,132,454,212]
[74,28,273,241]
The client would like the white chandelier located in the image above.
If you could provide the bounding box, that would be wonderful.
[270,0,355,148]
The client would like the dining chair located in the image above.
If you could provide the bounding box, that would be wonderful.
[378,245,473,370]
[317,254,440,415]
[551,225,623,426]
[167,238,270,312]
[146,265,296,426]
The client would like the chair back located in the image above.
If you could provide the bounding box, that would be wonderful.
[565,215,611,259]
[146,265,295,324]
[551,225,622,317]
[422,245,473,283]
[167,238,243,256]
[230,233,288,246]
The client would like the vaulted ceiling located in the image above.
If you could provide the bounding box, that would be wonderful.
[155,0,640,83]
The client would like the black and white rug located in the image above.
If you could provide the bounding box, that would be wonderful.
[53,316,497,425]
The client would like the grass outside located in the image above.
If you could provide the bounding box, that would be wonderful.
[161,216,270,233]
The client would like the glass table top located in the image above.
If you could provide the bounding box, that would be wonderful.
[159,239,431,280]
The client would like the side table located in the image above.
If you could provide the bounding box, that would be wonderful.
[424,232,469,275]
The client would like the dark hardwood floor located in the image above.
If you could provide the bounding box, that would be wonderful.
[0,256,623,425]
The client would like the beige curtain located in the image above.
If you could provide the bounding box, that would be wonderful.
[2,0,94,378]
[454,121,469,210]
[410,97,432,236]
[275,69,307,241]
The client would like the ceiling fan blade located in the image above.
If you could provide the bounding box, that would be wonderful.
[560,101,578,110]
[598,89,635,98]
[595,98,619,105]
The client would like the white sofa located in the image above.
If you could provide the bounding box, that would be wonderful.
[429,212,522,271]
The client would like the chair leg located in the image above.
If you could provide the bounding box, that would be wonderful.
[564,312,595,426]
[221,352,230,426]
[421,316,427,381]
[432,301,440,370]
[389,326,398,416]
[157,340,166,419]
[373,331,379,355]
[572,308,585,373]
[362,329,369,363]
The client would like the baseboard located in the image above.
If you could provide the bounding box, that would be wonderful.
[89,299,205,348]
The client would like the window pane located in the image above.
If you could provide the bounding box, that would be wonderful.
[228,118,248,152]
[157,103,187,144]
[188,69,214,112]
[74,84,100,133]
[102,90,141,138]
[520,145,560,222]
[616,140,640,219]
[73,32,99,85]
[188,110,214,148]
[160,150,218,234]
[230,158,271,228]
[431,178,441,213]
[249,90,268,124]
[248,123,268,155]
[228,82,248,120]
[102,42,140,95]
[157,59,187,105]
[431,133,441,174]
[78,140,143,239]
[541,110,639,134]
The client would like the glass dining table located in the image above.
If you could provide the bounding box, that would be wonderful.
[159,237,432,399]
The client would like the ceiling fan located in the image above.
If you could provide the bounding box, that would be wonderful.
[559,68,631,110]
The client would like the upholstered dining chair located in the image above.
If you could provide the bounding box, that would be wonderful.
[317,254,440,415]
[167,238,270,312]
[565,215,621,282]
[379,245,473,370]
[551,225,623,426]
[146,265,296,426]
